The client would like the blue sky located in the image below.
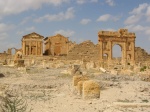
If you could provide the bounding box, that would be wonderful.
[0,0,150,57]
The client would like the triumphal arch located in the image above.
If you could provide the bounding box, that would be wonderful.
[98,29,136,65]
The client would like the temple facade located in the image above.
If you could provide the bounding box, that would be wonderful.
[22,32,44,56]
[44,34,75,56]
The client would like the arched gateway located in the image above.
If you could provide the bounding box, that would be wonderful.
[98,29,136,65]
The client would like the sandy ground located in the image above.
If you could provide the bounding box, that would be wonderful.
[0,65,150,112]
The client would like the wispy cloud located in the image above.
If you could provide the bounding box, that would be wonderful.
[54,29,75,37]
[125,24,150,35]
[35,7,75,22]
[97,14,121,22]
[76,0,98,4]
[129,3,148,15]
[0,0,70,17]
[80,19,91,25]
[124,3,150,25]
[105,0,115,6]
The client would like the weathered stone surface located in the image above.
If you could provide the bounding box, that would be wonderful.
[82,80,100,99]
[73,75,89,86]
[44,34,76,56]
[67,40,100,61]
[77,81,85,95]
[22,32,44,56]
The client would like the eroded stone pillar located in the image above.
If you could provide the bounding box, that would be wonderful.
[108,41,112,63]
[131,41,135,65]
[22,41,25,55]
[122,43,127,65]
[29,41,31,55]
[41,41,43,56]
[99,41,103,61]
[36,41,38,55]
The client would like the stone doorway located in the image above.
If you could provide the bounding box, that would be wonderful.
[54,43,61,56]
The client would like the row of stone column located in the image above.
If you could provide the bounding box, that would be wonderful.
[22,41,43,56]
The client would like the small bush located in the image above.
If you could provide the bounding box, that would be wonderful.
[1,96,29,112]
[140,66,147,72]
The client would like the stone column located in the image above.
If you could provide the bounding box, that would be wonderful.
[22,41,25,55]
[131,41,135,65]
[108,41,112,63]
[36,41,38,55]
[41,41,43,56]
[29,41,31,55]
[99,41,103,61]
[122,42,127,65]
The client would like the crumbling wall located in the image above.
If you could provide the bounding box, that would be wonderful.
[135,47,150,63]
[67,40,100,61]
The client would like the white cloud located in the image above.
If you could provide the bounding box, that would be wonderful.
[25,26,35,31]
[125,24,150,36]
[145,29,150,35]
[130,3,148,15]
[80,19,91,25]
[0,0,69,17]
[97,14,111,22]
[97,14,120,22]
[125,3,150,25]
[105,0,115,6]
[35,7,75,22]
[0,23,15,32]
[0,33,8,40]
[76,0,98,4]
[124,15,141,25]
[146,6,150,21]
[104,28,116,31]
[54,29,75,37]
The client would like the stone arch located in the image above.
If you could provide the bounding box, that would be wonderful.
[98,29,136,65]
[7,47,18,55]
[112,43,122,64]
[103,53,108,61]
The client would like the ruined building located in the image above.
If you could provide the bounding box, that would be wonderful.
[67,40,100,61]
[22,32,44,56]
[44,34,76,56]
[1,28,150,66]
[135,47,150,63]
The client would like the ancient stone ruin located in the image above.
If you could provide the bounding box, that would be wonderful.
[0,28,150,68]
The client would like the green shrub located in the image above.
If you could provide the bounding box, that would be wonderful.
[1,94,31,112]
[140,66,147,72]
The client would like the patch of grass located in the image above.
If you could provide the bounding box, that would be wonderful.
[142,99,149,103]
[117,99,134,103]
[140,66,147,72]
[59,73,71,78]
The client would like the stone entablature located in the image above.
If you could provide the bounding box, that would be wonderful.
[98,29,135,38]
[22,32,44,56]
[98,29,136,65]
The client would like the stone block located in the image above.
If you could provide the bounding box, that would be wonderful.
[73,75,89,86]
[77,81,85,95]
[82,80,100,99]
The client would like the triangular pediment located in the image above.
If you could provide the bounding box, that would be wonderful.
[22,32,44,40]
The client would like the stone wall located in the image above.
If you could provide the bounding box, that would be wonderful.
[67,40,100,61]
[135,47,150,63]
[44,34,76,56]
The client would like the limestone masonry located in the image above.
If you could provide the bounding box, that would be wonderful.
[0,28,150,66]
